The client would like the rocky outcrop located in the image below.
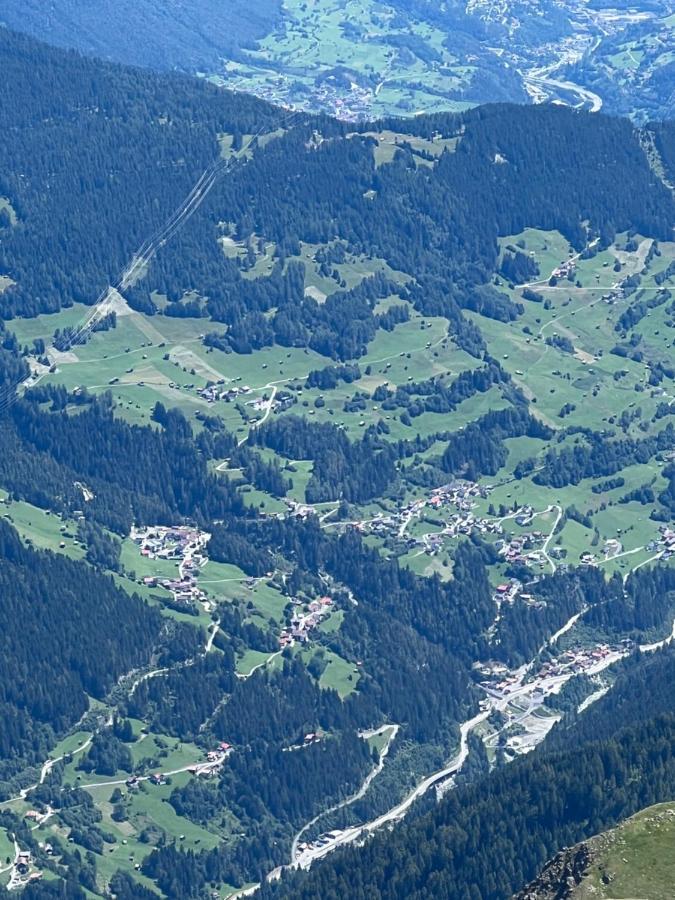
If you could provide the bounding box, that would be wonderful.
[514,843,594,900]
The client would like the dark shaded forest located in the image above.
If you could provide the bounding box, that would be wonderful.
[259,648,675,900]
[0,28,281,318]
[0,518,160,783]
[0,0,282,71]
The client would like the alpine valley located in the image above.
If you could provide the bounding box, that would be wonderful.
[0,15,672,900]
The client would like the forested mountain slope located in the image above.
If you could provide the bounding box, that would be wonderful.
[517,801,675,900]
[0,25,673,333]
[0,25,674,900]
[261,649,675,900]
[0,0,281,70]
[3,1,674,121]
[0,517,161,779]
[0,28,280,317]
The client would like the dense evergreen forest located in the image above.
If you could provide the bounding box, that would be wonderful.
[0,24,674,900]
[261,648,675,900]
[0,28,281,318]
[1,26,673,365]
[0,0,282,71]
[0,518,160,782]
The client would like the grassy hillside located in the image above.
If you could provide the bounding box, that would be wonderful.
[519,801,675,899]
[0,24,675,900]
[580,803,675,899]
[3,1,675,120]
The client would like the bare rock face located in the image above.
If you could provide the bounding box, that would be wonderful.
[514,843,594,900]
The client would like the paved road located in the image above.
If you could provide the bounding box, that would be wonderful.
[235,650,282,681]
[540,504,563,572]
[290,724,400,863]
[237,385,277,447]
[639,616,675,653]
[293,709,489,870]
[525,73,602,113]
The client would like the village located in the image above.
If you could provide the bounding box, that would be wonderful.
[130,520,343,675]
[471,635,633,760]
[320,480,561,572]
[292,631,629,866]
[479,639,631,702]
[323,479,497,547]
[315,473,672,586]
[131,524,213,610]
[222,68,375,122]
[576,524,675,567]
[130,521,342,662]
[197,381,251,404]
[279,594,334,649]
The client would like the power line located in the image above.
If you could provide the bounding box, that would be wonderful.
[0,109,305,417]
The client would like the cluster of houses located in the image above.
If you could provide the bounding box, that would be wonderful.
[198,383,250,404]
[143,572,208,607]
[342,481,495,551]
[601,272,643,305]
[551,258,576,281]
[496,530,545,565]
[441,511,502,542]
[132,525,211,609]
[601,287,621,304]
[224,62,375,121]
[535,643,630,682]
[352,511,398,538]
[429,480,489,511]
[582,527,672,568]
[282,732,324,753]
[279,596,334,647]
[186,743,232,779]
[132,525,208,562]
[405,483,505,554]
[418,512,503,555]
[247,391,294,414]
[284,500,317,520]
[482,640,630,700]
[8,848,42,888]
[278,80,374,122]
[327,83,373,121]
[15,850,33,876]
[651,525,675,559]
[487,581,545,637]
[296,828,345,858]
[493,581,522,607]
[122,745,233,791]
[196,381,294,415]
